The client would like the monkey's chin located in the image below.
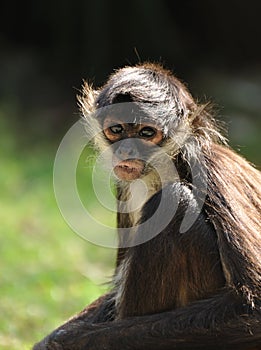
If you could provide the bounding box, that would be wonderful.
[113,160,144,181]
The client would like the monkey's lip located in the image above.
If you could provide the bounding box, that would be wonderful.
[113,160,144,181]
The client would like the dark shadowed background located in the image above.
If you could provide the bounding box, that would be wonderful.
[1,0,261,157]
[0,1,260,349]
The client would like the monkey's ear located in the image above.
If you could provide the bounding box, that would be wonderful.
[77,81,99,117]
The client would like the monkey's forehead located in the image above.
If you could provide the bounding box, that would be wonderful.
[95,102,158,123]
[94,101,181,133]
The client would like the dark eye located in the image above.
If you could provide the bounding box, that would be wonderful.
[109,124,124,134]
[139,127,156,138]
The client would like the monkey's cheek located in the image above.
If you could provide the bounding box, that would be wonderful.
[113,161,144,181]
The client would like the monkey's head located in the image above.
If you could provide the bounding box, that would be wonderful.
[79,63,219,182]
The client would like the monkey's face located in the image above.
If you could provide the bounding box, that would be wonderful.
[103,117,163,181]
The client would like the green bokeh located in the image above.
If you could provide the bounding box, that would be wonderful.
[0,115,115,349]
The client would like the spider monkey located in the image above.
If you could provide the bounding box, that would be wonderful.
[34,63,261,350]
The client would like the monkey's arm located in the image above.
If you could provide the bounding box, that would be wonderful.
[33,291,261,350]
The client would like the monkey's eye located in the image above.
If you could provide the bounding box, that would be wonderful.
[109,124,124,134]
[139,127,156,138]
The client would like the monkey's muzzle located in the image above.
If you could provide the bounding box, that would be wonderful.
[113,159,145,181]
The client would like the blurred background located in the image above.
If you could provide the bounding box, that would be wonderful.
[0,0,260,348]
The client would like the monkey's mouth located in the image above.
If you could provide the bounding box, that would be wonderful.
[113,159,145,181]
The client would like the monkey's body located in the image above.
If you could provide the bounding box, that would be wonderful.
[115,183,225,318]
[34,64,261,350]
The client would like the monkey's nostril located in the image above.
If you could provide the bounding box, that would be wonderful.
[129,148,136,156]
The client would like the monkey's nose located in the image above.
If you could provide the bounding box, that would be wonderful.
[120,148,136,158]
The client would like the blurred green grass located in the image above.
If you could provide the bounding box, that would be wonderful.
[0,116,116,349]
